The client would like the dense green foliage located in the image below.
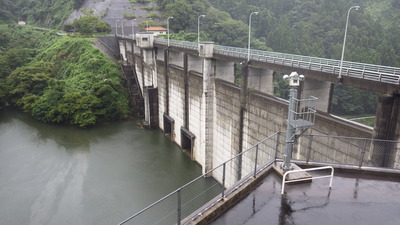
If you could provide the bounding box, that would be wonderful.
[0,25,130,127]
[157,0,399,116]
[0,25,52,104]
[159,0,400,67]
[0,0,76,29]
[63,10,111,34]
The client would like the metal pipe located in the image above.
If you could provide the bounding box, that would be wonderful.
[338,6,360,79]
[167,16,173,47]
[247,12,258,61]
[197,14,205,50]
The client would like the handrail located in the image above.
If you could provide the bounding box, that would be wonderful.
[281,166,334,195]
[116,35,400,85]
[116,131,400,225]
[154,37,400,85]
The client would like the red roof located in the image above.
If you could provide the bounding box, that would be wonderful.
[145,26,167,31]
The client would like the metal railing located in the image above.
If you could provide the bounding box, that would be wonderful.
[294,134,400,168]
[118,133,400,225]
[151,37,400,85]
[290,96,317,129]
[281,166,334,195]
[155,38,198,51]
[213,45,400,85]
[118,133,279,225]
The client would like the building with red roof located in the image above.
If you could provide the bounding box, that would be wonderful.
[145,26,168,35]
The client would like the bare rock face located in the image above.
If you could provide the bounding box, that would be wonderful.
[65,0,161,35]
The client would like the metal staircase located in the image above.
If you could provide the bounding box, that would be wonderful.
[121,64,144,117]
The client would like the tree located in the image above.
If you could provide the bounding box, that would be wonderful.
[6,61,53,103]
[165,0,195,31]
[209,19,248,47]
[64,10,111,34]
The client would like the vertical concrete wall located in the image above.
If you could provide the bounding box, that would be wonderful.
[134,54,144,96]
[120,38,389,175]
[157,55,167,131]
[302,79,332,113]
[244,92,287,150]
[142,49,154,87]
[169,50,184,68]
[126,41,132,53]
[201,58,215,173]
[188,72,204,166]
[371,93,400,167]
[119,40,127,61]
[168,66,186,146]
[213,81,241,176]
[215,60,235,83]
[188,55,203,74]
[133,43,140,54]
[247,67,274,95]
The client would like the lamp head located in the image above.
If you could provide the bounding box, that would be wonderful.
[255,12,259,15]
[354,6,360,10]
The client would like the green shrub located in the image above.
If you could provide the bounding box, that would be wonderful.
[123,12,138,20]
[146,12,160,19]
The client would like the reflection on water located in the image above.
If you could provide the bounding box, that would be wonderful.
[0,108,202,225]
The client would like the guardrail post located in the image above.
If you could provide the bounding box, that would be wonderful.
[306,135,313,163]
[177,188,182,225]
[253,145,259,178]
[358,138,368,168]
[222,163,226,199]
[274,132,280,160]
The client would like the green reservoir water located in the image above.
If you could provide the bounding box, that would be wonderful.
[0,108,202,225]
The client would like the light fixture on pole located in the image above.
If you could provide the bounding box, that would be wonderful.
[146,18,152,31]
[198,14,205,50]
[167,16,173,47]
[338,6,360,79]
[248,11,258,61]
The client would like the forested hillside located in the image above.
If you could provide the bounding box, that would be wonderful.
[157,0,400,116]
[160,0,400,67]
[1,0,398,121]
[0,25,130,127]
[0,0,83,29]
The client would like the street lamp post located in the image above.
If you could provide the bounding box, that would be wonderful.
[167,16,173,47]
[248,12,258,61]
[198,14,205,50]
[146,18,152,31]
[338,6,360,79]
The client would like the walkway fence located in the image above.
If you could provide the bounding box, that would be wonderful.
[153,38,400,85]
[118,133,400,225]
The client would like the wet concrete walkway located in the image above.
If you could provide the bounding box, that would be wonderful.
[209,170,400,225]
